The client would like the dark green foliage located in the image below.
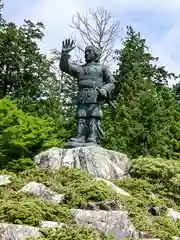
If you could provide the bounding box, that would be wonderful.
[173,81,180,108]
[103,26,180,159]
[0,18,52,100]
[0,5,65,126]
[115,26,178,88]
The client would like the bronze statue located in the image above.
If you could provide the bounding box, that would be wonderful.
[60,39,116,148]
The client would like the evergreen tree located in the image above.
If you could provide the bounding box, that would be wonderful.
[0,4,65,124]
[103,26,180,159]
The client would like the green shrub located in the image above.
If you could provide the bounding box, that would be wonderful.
[16,167,117,208]
[1,158,180,240]
[0,166,117,225]
[131,156,180,181]
[0,196,72,226]
[0,98,65,169]
[35,226,98,240]
[130,156,180,205]
[31,225,113,240]
[6,158,34,172]
[113,157,180,239]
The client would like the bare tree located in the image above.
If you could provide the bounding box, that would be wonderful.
[70,7,121,64]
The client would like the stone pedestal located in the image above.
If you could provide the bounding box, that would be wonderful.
[34,146,131,180]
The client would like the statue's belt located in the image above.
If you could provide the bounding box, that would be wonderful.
[79,87,99,90]
[78,88,96,98]
[78,87,99,94]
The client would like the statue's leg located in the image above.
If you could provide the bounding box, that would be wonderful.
[70,104,86,143]
[70,118,86,143]
[86,104,104,144]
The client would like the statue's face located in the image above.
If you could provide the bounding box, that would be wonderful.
[85,46,96,63]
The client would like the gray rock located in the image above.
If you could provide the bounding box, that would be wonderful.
[70,209,138,239]
[0,175,11,186]
[34,146,131,180]
[18,182,64,204]
[39,221,65,228]
[167,208,180,221]
[95,177,131,197]
[0,223,41,240]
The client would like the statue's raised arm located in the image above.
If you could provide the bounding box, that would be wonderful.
[59,38,80,78]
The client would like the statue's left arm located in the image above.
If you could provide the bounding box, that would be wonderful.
[100,66,116,100]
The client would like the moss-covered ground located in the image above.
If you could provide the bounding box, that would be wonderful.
[0,157,180,239]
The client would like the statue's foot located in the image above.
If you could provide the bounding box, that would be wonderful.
[70,137,85,143]
[64,138,98,149]
[64,141,85,148]
[86,137,97,145]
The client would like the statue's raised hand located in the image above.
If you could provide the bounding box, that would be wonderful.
[62,38,75,53]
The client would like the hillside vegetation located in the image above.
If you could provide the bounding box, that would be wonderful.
[0,157,180,240]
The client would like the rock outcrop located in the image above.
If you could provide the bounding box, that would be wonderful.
[34,146,131,180]
[70,209,138,239]
[19,181,65,204]
[94,177,131,196]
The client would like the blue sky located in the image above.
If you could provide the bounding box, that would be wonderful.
[3,0,180,85]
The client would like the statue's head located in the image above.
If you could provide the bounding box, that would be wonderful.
[85,46,100,63]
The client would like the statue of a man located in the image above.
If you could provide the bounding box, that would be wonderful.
[60,39,116,148]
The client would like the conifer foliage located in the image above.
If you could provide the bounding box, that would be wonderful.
[103,26,180,159]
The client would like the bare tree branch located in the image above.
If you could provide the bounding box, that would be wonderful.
[70,7,121,64]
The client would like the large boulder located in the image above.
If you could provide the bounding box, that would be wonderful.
[34,146,131,180]
[70,209,138,239]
